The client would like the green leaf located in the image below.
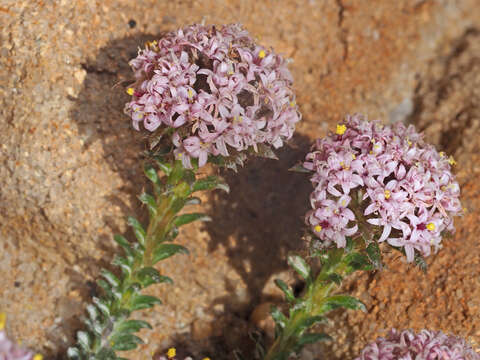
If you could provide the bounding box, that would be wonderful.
[110,333,144,351]
[168,162,185,185]
[113,235,134,259]
[366,242,382,268]
[86,304,99,321]
[274,279,295,302]
[288,255,311,281]
[155,159,172,176]
[345,252,372,272]
[112,255,132,277]
[325,273,343,285]
[174,213,211,227]
[296,333,332,347]
[116,319,152,334]
[76,330,91,352]
[137,267,173,287]
[100,269,120,288]
[170,197,187,214]
[192,175,230,193]
[323,295,366,312]
[92,297,111,317]
[152,243,189,264]
[296,315,326,331]
[270,306,287,329]
[144,164,158,183]
[96,347,117,360]
[66,347,81,359]
[138,192,157,217]
[127,217,146,246]
[130,294,162,311]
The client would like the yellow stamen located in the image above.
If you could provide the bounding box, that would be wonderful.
[335,124,347,135]
[439,151,445,157]
[33,355,43,360]
[187,89,193,98]
[0,312,6,330]
[384,190,391,199]
[228,70,234,75]
[289,100,296,107]
[351,154,356,160]
[448,155,456,166]
[407,140,412,146]
[314,225,322,232]
[177,152,183,158]
[258,50,266,59]
[167,348,177,359]
[426,223,435,231]
[202,358,211,360]
[126,87,134,96]
[341,199,347,206]
[110,341,115,346]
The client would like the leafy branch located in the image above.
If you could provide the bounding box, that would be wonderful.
[67,158,228,360]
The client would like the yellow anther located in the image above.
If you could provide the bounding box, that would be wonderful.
[351,154,356,160]
[187,89,193,98]
[426,223,435,231]
[228,70,234,75]
[407,140,412,146]
[110,341,115,346]
[289,100,296,107]
[374,144,380,150]
[340,161,344,167]
[441,186,446,191]
[126,87,134,96]
[202,358,211,360]
[336,124,347,135]
[0,312,6,330]
[369,151,373,155]
[258,50,266,59]
[33,355,43,360]
[167,348,176,359]
[314,225,322,232]
[448,156,456,166]
[439,151,445,157]
[384,190,391,199]
[177,152,183,158]
[341,199,347,206]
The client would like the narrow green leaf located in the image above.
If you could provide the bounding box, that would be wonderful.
[168,163,184,185]
[110,333,144,351]
[174,213,211,227]
[155,159,172,176]
[84,318,103,337]
[130,294,162,311]
[323,295,366,312]
[296,315,326,331]
[127,217,146,246]
[366,242,382,268]
[66,347,81,359]
[270,306,287,329]
[92,297,111,317]
[76,330,91,352]
[170,197,186,214]
[192,175,230,193]
[274,279,295,302]
[112,255,132,277]
[138,192,157,217]
[287,255,311,280]
[137,267,173,287]
[97,279,114,299]
[115,319,152,334]
[345,252,372,272]
[96,347,117,360]
[100,269,120,288]
[113,234,134,258]
[326,273,343,285]
[414,253,428,273]
[152,243,189,264]
[144,165,159,184]
[86,304,99,321]
[297,333,332,347]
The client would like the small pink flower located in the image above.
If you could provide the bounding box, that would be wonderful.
[0,331,35,360]
[356,329,480,360]
[125,24,301,168]
[304,114,463,261]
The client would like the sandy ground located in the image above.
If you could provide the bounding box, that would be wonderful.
[0,1,479,359]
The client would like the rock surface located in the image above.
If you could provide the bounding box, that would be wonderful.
[0,1,479,359]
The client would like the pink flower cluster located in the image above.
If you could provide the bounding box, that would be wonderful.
[0,331,34,360]
[124,23,300,168]
[356,329,480,360]
[304,114,462,261]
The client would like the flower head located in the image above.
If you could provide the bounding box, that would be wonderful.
[0,331,35,360]
[125,24,300,168]
[356,329,480,360]
[304,114,462,261]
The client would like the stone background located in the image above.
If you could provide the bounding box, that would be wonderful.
[1,0,479,359]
